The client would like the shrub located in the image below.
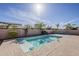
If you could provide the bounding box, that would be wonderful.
[8,31,18,38]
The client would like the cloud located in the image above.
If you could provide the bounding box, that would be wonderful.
[6,8,36,24]
[64,20,76,25]
[60,19,76,26]
[4,8,52,25]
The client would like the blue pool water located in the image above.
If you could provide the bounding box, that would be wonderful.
[16,34,59,52]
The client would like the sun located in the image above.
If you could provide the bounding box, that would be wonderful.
[33,3,44,15]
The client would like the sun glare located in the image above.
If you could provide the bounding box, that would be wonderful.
[33,3,44,15]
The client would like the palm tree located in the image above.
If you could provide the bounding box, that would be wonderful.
[6,24,10,29]
[24,24,32,29]
[24,24,32,36]
[47,25,52,30]
[56,24,59,30]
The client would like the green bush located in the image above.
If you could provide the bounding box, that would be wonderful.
[8,31,18,38]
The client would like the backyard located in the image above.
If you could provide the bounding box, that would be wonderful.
[0,22,79,56]
[0,34,79,56]
[0,3,79,56]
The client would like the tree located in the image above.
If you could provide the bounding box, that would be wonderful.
[24,24,32,36]
[56,24,59,29]
[64,23,78,30]
[6,24,10,29]
[34,22,46,29]
[25,24,32,29]
[64,23,72,30]
[47,25,52,30]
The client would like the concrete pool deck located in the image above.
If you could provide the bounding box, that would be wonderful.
[0,34,79,56]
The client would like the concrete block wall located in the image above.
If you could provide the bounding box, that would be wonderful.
[0,29,41,39]
[0,29,8,39]
[0,28,79,40]
[53,30,79,35]
[27,29,41,36]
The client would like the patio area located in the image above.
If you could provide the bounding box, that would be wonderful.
[0,34,79,56]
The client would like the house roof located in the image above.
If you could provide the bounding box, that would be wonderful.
[0,21,22,25]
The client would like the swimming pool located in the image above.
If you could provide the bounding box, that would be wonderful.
[16,34,60,52]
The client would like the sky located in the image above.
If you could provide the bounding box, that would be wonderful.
[0,3,79,28]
